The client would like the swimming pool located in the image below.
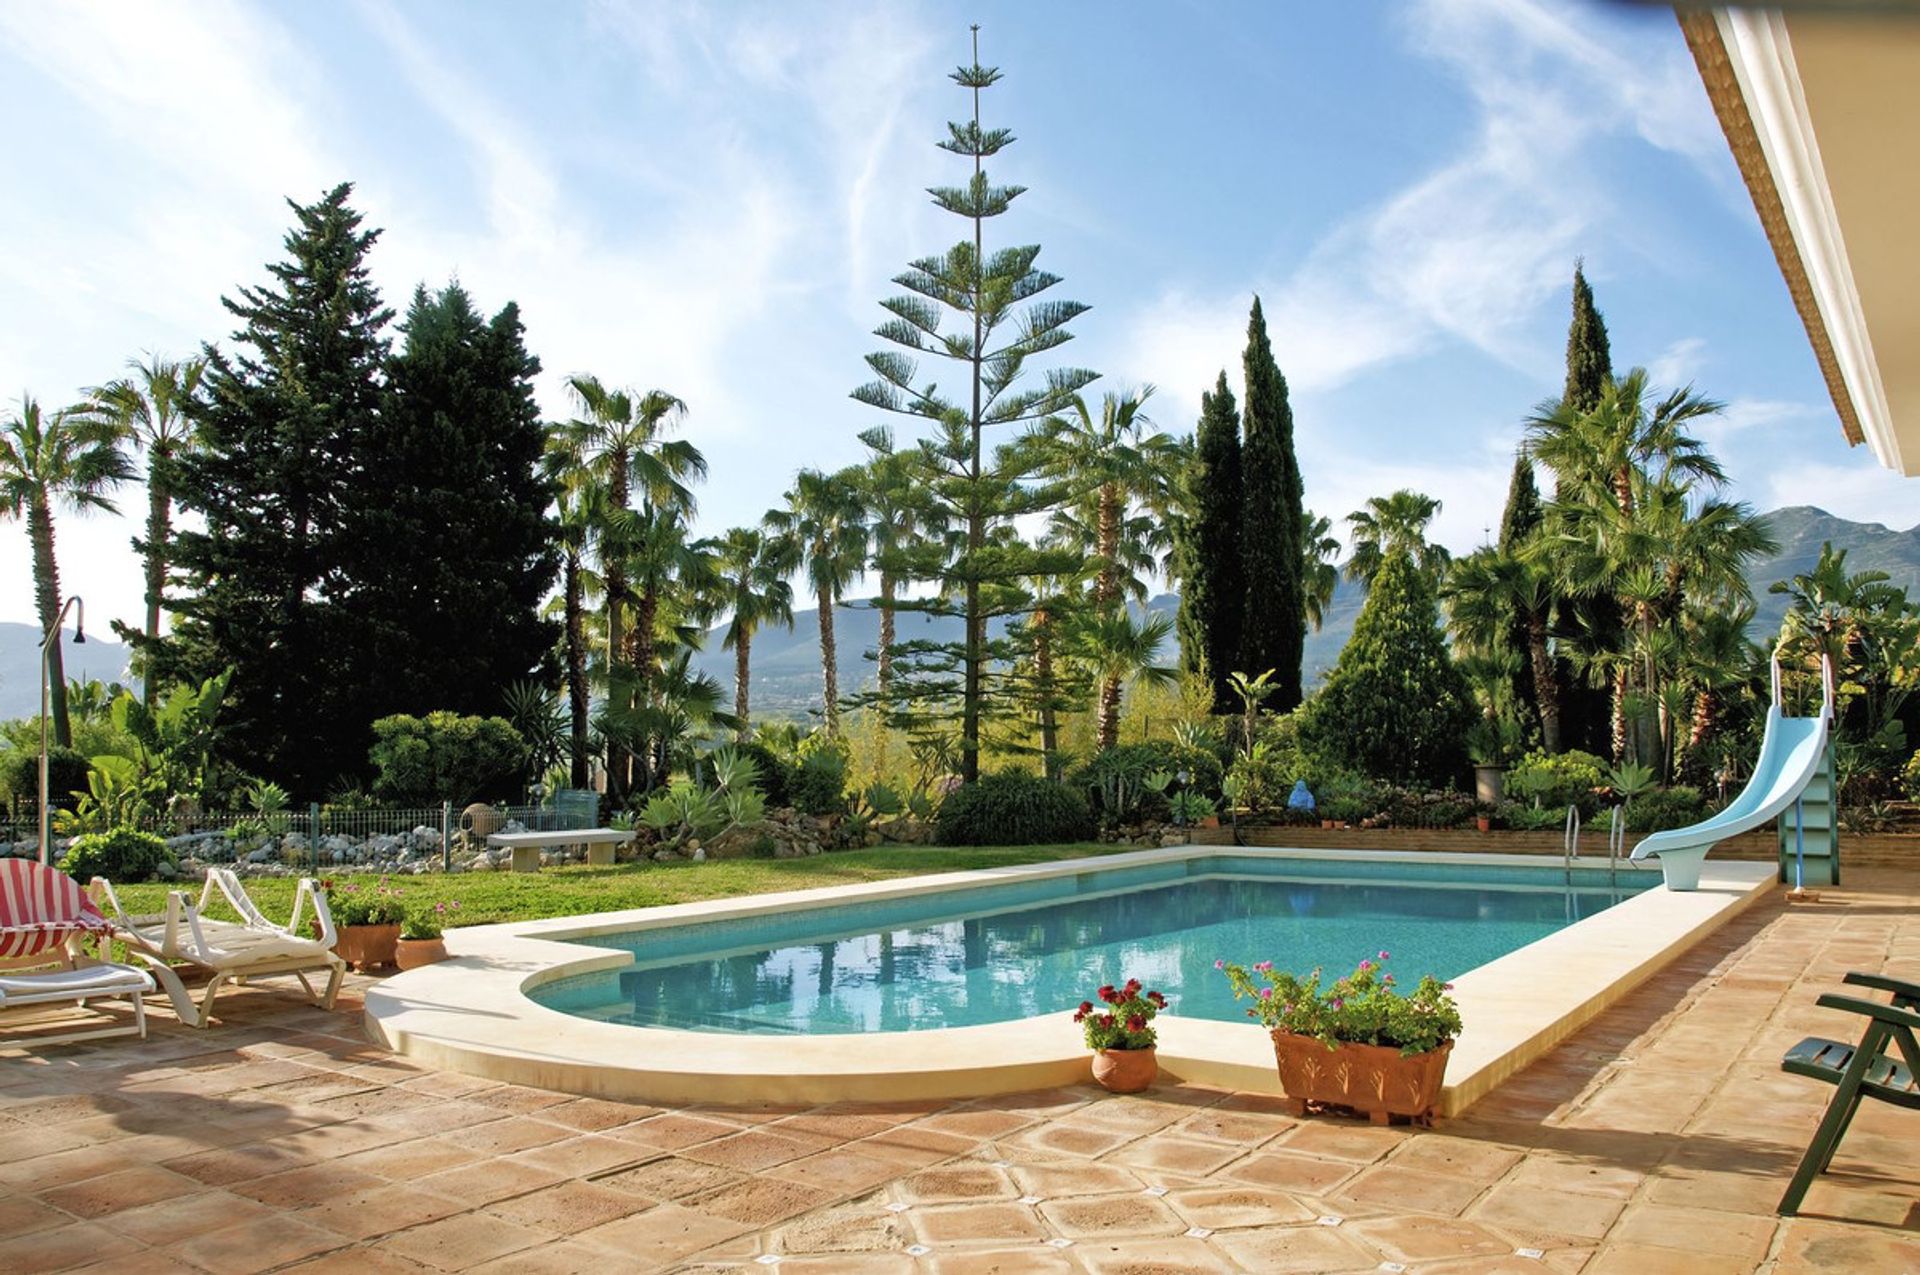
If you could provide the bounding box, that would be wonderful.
[365,846,1773,1112]
[531,856,1652,1034]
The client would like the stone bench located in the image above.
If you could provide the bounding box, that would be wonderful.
[485,828,634,872]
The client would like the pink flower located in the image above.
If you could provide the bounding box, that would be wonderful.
[1357,959,1373,973]
[1331,997,1345,1010]
[1258,988,1273,1000]
[1253,961,1273,973]
[1213,959,1225,970]
[1377,949,1390,961]
[1442,983,1455,991]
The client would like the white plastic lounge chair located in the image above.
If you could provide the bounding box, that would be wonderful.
[0,858,155,1047]
[90,867,345,1029]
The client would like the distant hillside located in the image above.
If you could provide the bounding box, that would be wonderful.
[0,624,134,721]
[691,506,1920,718]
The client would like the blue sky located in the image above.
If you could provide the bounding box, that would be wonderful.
[1,0,1912,639]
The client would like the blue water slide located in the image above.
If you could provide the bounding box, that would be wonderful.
[1630,647,1834,890]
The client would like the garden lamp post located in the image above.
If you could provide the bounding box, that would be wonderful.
[1175,769,1191,827]
[39,595,85,866]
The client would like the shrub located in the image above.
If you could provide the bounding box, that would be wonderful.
[1627,786,1710,833]
[59,828,171,883]
[402,899,460,940]
[327,878,408,927]
[791,748,848,817]
[1904,749,1920,802]
[1075,742,1224,825]
[1376,788,1478,829]
[368,711,527,805]
[718,741,793,807]
[1505,749,1609,815]
[2,746,91,810]
[935,773,1095,846]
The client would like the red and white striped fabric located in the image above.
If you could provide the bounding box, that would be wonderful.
[0,858,111,961]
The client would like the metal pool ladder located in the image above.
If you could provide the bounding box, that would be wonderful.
[1563,804,1581,887]
[1607,805,1627,887]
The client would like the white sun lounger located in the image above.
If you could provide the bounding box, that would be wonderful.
[0,858,156,1047]
[90,868,346,1029]
[0,961,154,1047]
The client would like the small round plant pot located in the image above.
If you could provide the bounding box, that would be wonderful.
[394,937,448,971]
[1091,1047,1157,1093]
[334,923,401,972]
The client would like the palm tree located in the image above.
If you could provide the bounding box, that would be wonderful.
[766,468,868,735]
[857,428,941,701]
[0,397,133,748]
[1526,369,1726,519]
[559,376,699,670]
[1346,490,1449,586]
[1301,510,1341,632]
[1444,546,1563,753]
[1073,609,1177,751]
[714,527,794,738]
[543,432,605,788]
[85,354,205,695]
[1033,387,1179,608]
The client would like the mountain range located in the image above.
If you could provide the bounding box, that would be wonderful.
[0,506,1908,722]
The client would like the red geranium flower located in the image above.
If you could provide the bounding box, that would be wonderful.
[1126,1014,1146,1032]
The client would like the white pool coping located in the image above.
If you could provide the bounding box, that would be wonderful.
[363,847,1776,1116]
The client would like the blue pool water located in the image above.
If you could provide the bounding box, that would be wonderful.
[531,856,1652,1034]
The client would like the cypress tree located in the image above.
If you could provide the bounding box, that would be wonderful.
[1554,262,1620,756]
[1300,550,1473,788]
[1564,262,1612,414]
[341,283,560,724]
[1497,451,1543,725]
[163,183,392,798]
[1237,296,1305,710]
[1176,371,1244,712]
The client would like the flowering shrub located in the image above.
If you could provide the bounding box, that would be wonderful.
[1219,952,1462,1057]
[1073,976,1166,1051]
[402,899,460,941]
[324,878,408,927]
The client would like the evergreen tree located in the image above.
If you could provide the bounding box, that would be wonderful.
[1554,261,1619,757]
[1237,296,1305,709]
[344,283,559,725]
[1497,450,1544,730]
[851,27,1095,782]
[163,184,392,798]
[1176,371,1243,712]
[1564,262,1613,414]
[1301,550,1473,788]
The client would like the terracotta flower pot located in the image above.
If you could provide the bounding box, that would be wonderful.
[1091,1046,1157,1094]
[1475,816,1492,832]
[1197,815,1220,829]
[1269,1032,1452,1124]
[394,937,447,971]
[334,923,400,972]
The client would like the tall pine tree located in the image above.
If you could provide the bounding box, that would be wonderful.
[851,27,1095,783]
[1564,262,1612,414]
[1174,371,1243,712]
[1237,296,1306,709]
[163,184,392,798]
[342,283,560,724]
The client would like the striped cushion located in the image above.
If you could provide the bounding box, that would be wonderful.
[0,858,111,960]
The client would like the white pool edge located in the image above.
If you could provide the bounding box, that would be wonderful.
[362,847,1777,1115]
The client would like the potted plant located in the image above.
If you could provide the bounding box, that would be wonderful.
[1074,977,1166,1093]
[1219,952,1462,1124]
[396,899,459,970]
[1467,715,1524,805]
[326,878,408,971]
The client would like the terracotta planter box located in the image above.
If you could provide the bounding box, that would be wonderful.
[395,937,448,971]
[1270,1031,1452,1125]
[335,923,400,972]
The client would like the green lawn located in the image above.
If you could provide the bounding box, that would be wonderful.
[111,843,1119,927]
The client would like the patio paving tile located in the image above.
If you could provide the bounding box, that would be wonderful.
[3,867,1918,1272]
[375,1210,547,1271]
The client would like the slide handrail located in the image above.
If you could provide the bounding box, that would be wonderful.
[1771,638,1836,725]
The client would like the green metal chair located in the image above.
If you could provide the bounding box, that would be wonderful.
[1778,972,1920,1215]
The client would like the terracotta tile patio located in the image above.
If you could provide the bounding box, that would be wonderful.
[1,868,1916,1273]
